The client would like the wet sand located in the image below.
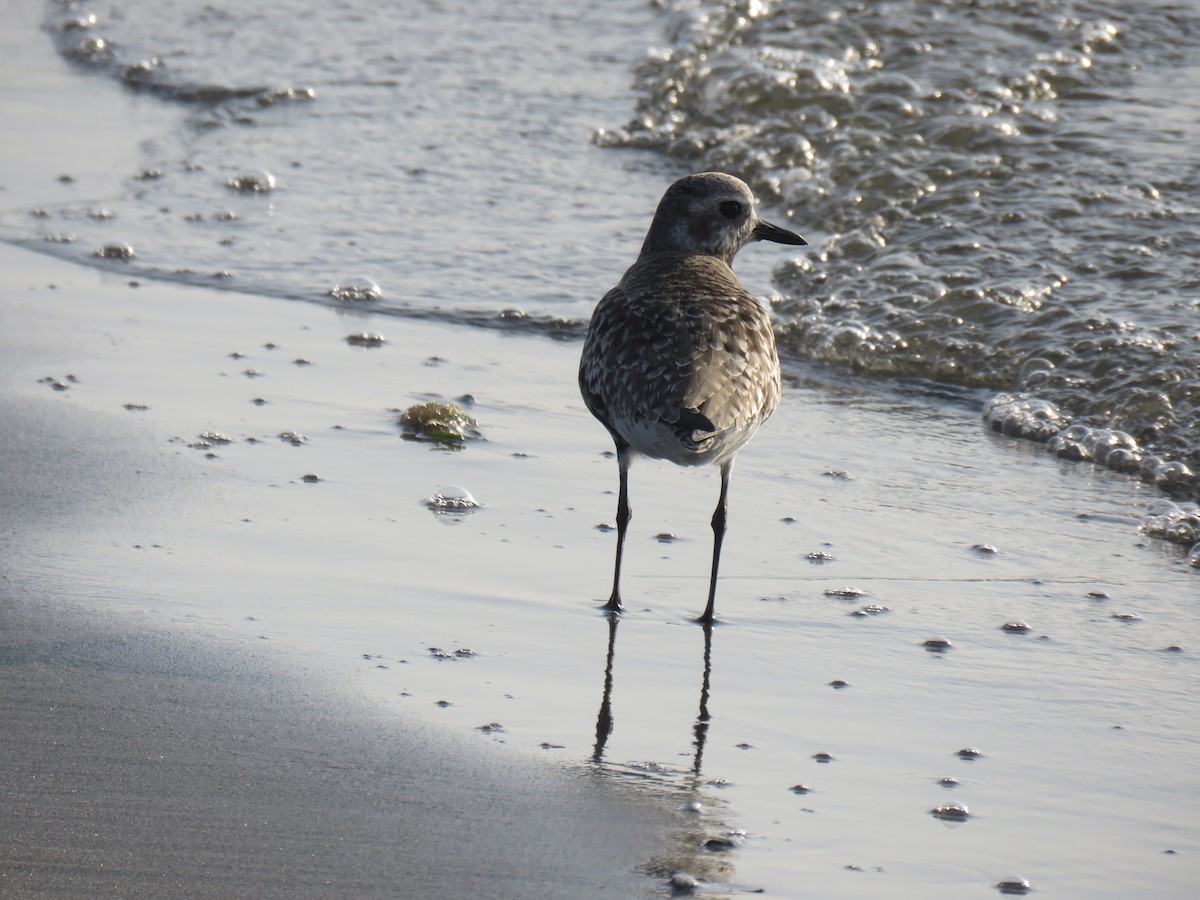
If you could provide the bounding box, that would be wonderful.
[0,16,669,887]
[3,237,1197,897]
[0,248,672,899]
[0,587,662,899]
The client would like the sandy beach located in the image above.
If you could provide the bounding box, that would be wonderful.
[0,243,678,898]
[0,575,665,899]
[2,2,1199,897]
[3,238,1197,897]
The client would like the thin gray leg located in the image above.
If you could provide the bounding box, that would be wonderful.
[602,444,631,613]
[697,458,734,623]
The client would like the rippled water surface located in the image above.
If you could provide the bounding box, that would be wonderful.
[26,0,674,330]
[601,0,1200,501]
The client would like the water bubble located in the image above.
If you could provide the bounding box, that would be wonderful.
[1139,455,1165,480]
[1140,501,1200,547]
[1145,498,1182,516]
[1085,428,1138,465]
[226,168,276,192]
[850,604,890,617]
[1047,423,1092,460]
[930,803,970,821]
[995,875,1032,895]
[256,86,316,107]
[824,586,865,598]
[328,277,382,302]
[94,242,135,260]
[424,485,482,514]
[345,332,385,347]
[982,394,1070,441]
[1154,460,1195,491]
[121,58,162,85]
[65,35,110,60]
[1105,446,1144,472]
[1018,357,1055,380]
[56,9,98,31]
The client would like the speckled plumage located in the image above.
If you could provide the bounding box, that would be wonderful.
[579,172,806,622]
[580,254,781,467]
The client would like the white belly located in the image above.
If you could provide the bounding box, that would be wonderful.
[617,416,757,468]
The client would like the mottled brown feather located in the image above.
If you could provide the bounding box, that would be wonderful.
[580,254,781,463]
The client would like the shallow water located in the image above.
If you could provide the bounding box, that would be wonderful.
[22,0,676,331]
[601,0,1200,498]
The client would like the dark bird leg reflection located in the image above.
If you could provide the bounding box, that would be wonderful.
[591,613,717,778]
[592,612,619,762]
[691,621,715,775]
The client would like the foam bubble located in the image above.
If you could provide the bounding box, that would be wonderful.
[1140,501,1200,548]
[328,278,383,302]
[226,169,276,193]
[982,394,1069,441]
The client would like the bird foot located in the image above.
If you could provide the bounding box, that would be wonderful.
[599,596,623,615]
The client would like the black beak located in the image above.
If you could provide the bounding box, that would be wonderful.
[753,219,807,246]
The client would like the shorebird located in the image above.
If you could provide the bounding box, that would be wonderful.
[579,172,806,622]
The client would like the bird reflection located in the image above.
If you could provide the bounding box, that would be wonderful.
[592,617,737,886]
[592,612,619,762]
[691,621,714,775]
[592,614,716,776]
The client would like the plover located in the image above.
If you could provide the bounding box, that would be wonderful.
[580,172,806,622]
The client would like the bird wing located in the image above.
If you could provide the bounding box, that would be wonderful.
[579,256,781,443]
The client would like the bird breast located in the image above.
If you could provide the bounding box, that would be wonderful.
[579,254,782,466]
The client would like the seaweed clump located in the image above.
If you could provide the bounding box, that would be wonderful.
[399,401,481,449]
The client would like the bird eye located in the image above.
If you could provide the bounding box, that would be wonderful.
[718,200,742,219]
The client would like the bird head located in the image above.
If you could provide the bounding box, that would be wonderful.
[640,172,806,265]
